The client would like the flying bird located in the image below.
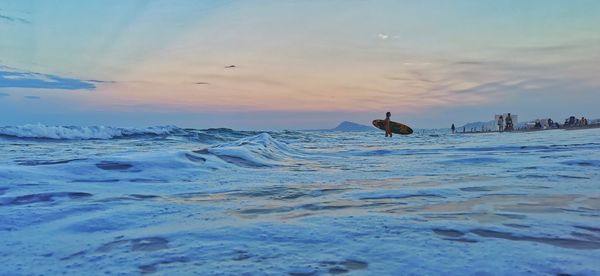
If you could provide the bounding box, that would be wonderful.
[224,65,237,68]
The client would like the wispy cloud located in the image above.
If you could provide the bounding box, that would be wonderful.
[86,79,117,84]
[377,33,401,40]
[24,95,41,100]
[450,78,566,98]
[197,74,287,87]
[0,14,31,24]
[0,66,96,90]
[455,61,485,65]
[452,80,519,95]
[511,44,583,53]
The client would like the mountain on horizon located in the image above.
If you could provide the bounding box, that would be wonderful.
[459,120,497,131]
[330,121,374,132]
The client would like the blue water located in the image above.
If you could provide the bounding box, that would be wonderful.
[1,125,599,275]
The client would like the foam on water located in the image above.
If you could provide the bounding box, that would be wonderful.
[0,124,180,140]
[0,125,599,275]
[0,132,307,184]
[205,133,304,167]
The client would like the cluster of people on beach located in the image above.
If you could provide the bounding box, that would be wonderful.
[530,115,593,130]
[564,116,589,127]
[451,113,596,134]
[533,118,559,129]
[497,113,514,132]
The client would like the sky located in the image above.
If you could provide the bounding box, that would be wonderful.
[1,0,599,129]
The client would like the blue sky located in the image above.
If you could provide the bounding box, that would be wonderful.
[1,0,599,129]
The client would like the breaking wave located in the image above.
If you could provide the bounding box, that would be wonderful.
[0,124,180,140]
[6,133,306,182]
[198,133,303,168]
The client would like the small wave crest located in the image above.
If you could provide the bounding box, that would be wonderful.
[202,133,302,168]
[0,124,180,140]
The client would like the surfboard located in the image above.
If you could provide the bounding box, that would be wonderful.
[372,120,413,135]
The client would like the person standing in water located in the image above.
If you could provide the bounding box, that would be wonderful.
[505,113,513,131]
[498,115,504,132]
[451,123,456,134]
[384,112,392,137]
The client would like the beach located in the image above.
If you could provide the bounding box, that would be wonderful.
[1,125,599,274]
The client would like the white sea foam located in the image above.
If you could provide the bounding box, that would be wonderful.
[0,124,179,140]
[206,133,302,167]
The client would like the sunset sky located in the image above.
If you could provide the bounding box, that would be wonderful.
[1,0,599,129]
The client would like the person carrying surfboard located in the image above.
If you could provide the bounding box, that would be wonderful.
[384,112,392,137]
[372,114,413,135]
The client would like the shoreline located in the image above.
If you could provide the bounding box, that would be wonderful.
[459,123,600,134]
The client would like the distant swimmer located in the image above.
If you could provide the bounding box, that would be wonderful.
[451,123,456,134]
[225,65,237,68]
[384,112,392,137]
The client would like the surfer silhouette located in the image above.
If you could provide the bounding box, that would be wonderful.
[372,113,413,135]
[384,112,392,137]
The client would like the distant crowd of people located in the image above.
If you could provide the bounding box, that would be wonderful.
[451,114,594,134]
[564,116,589,127]
[532,118,559,129]
[532,116,591,130]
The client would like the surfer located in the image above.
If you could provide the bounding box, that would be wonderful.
[384,112,392,137]
[372,116,413,135]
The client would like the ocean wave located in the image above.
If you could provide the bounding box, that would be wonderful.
[6,133,304,175]
[0,124,180,140]
[202,133,302,168]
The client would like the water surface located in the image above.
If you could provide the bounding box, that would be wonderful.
[1,125,599,275]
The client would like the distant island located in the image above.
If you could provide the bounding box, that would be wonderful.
[326,121,375,132]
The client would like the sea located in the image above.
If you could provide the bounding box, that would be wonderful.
[0,124,599,275]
